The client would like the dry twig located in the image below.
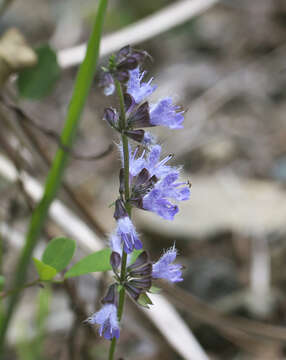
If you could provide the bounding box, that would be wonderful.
[57,0,219,68]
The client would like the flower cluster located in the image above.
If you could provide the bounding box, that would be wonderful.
[127,144,190,220]
[86,46,190,341]
[99,45,148,96]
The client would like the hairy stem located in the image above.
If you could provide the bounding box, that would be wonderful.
[108,81,130,360]
[0,0,108,351]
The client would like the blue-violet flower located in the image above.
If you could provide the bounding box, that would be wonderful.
[126,144,190,220]
[143,172,190,220]
[127,68,184,129]
[150,98,184,129]
[152,246,183,282]
[117,216,142,254]
[127,68,157,104]
[86,304,120,340]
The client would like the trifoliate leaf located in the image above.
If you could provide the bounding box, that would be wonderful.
[64,248,112,278]
[33,258,57,281]
[42,237,76,272]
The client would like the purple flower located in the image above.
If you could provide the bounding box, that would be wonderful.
[103,108,119,128]
[143,172,190,220]
[144,145,173,178]
[127,69,184,130]
[100,46,149,96]
[99,72,115,96]
[86,304,120,340]
[110,233,122,255]
[110,233,135,268]
[143,189,179,220]
[127,145,170,179]
[117,216,142,254]
[127,68,157,104]
[127,146,146,178]
[150,98,184,129]
[152,246,183,282]
[142,131,156,146]
[122,144,190,220]
[142,146,190,220]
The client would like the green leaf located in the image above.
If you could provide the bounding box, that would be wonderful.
[137,293,153,309]
[42,237,76,272]
[33,258,57,281]
[64,248,112,278]
[17,45,60,99]
[149,286,161,294]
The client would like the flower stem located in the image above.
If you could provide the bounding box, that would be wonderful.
[108,81,130,360]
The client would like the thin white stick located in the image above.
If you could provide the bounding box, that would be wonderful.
[248,236,272,317]
[0,153,208,360]
[0,154,103,252]
[145,294,209,360]
[57,0,219,68]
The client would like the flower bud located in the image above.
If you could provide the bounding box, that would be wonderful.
[129,263,152,278]
[125,129,145,143]
[114,199,127,220]
[119,168,125,196]
[102,284,118,306]
[99,72,115,96]
[128,251,149,270]
[115,69,129,83]
[116,45,131,62]
[117,56,138,71]
[124,93,135,114]
[103,108,118,128]
[110,251,121,274]
[128,102,151,128]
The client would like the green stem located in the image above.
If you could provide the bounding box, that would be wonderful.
[0,0,108,351]
[0,279,40,299]
[0,278,64,299]
[0,234,4,324]
[115,80,130,212]
[108,81,130,360]
[0,233,2,276]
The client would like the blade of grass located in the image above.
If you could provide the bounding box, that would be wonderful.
[0,0,108,350]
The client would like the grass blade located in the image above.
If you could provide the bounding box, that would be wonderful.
[0,0,108,350]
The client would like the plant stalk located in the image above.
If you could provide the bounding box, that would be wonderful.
[108,80,130,360]
[0,0,108,351]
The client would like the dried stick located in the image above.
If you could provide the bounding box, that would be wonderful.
[58,0,219,68]
[162,282,286,343]
[0,98,108,238]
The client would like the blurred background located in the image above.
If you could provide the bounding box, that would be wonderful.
[1,0,286,359]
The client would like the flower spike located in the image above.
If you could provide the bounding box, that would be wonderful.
[95,45,190,347]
